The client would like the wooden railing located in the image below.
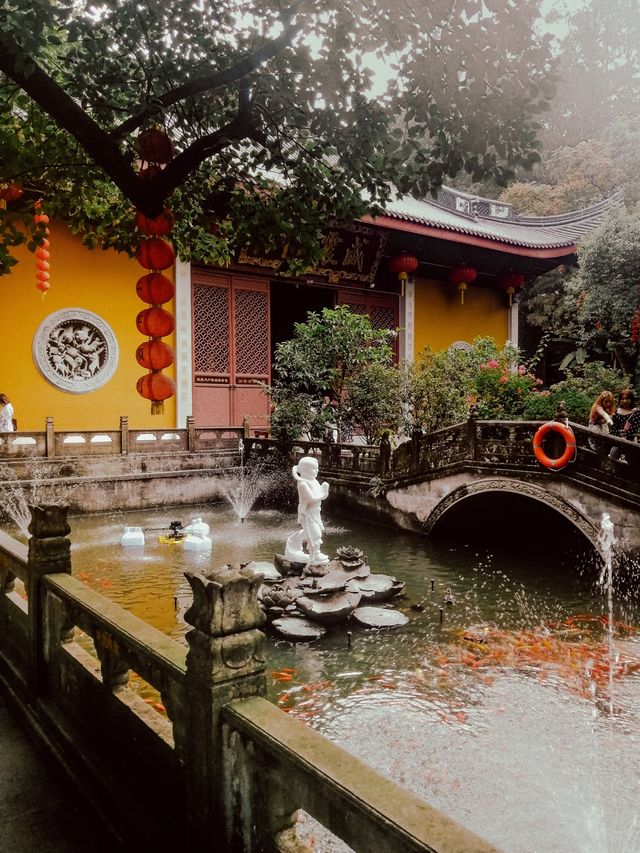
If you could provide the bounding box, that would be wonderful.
[0,505,498,853]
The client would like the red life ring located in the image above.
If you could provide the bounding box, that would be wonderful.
[532,422,577,470]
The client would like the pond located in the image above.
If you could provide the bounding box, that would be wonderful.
[44,503,640,852]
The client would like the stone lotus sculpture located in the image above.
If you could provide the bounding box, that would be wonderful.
[262,542,407,641]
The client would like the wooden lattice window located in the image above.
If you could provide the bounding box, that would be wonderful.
[193,283,229,374]
[234,288,268,375]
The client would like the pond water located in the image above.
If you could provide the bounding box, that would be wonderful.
[32,503,640,852]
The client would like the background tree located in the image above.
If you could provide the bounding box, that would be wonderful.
[0,0,555,274]
[541,0,640,150]
[520,209,640,381]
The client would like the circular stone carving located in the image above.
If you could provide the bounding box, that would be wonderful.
[33,309,119,393]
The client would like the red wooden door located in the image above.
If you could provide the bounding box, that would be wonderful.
[192,270,270,426]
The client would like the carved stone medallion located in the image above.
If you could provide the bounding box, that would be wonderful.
[33,309,119,393]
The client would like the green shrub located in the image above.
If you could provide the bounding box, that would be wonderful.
[523,362,630,424]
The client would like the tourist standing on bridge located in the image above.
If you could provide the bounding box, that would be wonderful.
[619,392,640,443]
[588,390,615,451]
[589,391,615,433]
[0,393,14,432]
[610,389,637,460]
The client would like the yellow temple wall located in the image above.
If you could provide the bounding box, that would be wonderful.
[0,222,176,432]
[413,276,508,356]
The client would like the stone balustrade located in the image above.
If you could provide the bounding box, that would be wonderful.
[0,504,498,852]
[0,415,244,459]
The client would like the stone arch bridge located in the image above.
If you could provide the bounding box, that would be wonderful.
[259,416,640,559]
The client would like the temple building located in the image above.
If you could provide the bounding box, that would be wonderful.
[2,186,613,433]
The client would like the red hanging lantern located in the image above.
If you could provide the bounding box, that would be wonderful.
[498,271,526,307]
[136,238,175,271]
[135,209,174,236]
[136,306,175,337]
[136,372,176,415]
[448,264,477,305]
[136,127,175,165]
[388,252,419,297]
[136,272,175,305]
[136,340,174,370]
[0,181,23,202]
[388,252,419,281]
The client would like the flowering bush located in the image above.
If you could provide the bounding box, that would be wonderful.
[407,337,545,428]
[472,354,542,419]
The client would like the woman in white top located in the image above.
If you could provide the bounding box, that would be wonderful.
[0,393,15,432]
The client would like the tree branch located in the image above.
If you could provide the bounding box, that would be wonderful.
[0,29,145,205]
[110,12,300,139]
[150,113,260,199]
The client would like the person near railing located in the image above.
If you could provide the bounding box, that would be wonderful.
[587,390,615,451]
[610,389,638,461]
[0,393,15,432]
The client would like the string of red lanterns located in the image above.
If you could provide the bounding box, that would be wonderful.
[135,220,176,415]
[133,121,177,415]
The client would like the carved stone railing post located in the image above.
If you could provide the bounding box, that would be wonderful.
[94,628,130,692]
[351,446,361,472]
[186,415,196,452]
[45,416,55,458]
[378,431,391,476]
[467,404,479,462]
[27,504,71,696]
[119,415,129,455]
[321,438,331,469]
[554,400,569,424]
[409,427,422,473]
[181,566,267,846]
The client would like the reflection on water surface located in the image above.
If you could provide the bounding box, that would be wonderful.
[59,505,640,852]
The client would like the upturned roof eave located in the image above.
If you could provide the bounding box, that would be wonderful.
[360,213,579,259]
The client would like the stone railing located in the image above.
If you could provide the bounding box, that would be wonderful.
[0,505,498,852]
[0,415,244,459]
[243,409,640,506]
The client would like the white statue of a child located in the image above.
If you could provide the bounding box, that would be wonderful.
[284,456,330,564]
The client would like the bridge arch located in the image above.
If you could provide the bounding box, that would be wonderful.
[424,478,602,556]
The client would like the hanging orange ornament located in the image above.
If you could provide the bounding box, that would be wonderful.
[34,202,51,297]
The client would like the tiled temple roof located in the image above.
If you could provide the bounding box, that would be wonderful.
[382,186,620,250]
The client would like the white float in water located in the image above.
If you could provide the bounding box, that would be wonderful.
[182,517,213,551]
[183,517,210,537]
[120,526,145,547]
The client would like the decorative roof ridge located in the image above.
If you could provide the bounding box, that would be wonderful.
[507,190,624,226]
[427,184,622,227]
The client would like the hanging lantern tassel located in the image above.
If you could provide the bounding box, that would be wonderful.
[388,252,419,297]
[34,204,51,297]
[448,264,477,306]
[498,272,526,307]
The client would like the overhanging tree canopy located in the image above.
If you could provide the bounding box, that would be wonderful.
[0,0,555,274]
